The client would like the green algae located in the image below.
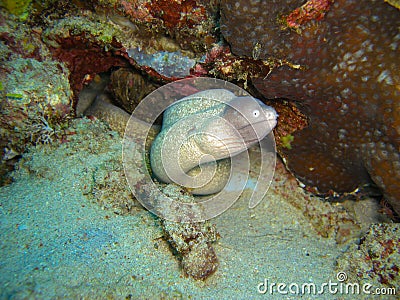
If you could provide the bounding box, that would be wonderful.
[281,134,294,149]
[1,0,32,20]
[0,9,51,60]
[5,93,24,100]
[2,58,71,107]
[43,15,126,46]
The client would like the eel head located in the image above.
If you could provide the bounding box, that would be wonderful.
[196,96,277,158]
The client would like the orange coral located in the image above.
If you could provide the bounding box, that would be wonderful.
[284,0,334,29]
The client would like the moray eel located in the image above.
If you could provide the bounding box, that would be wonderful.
[81,84,277,195]
[150,89,278,195]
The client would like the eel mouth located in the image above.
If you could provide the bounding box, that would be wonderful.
[236,119,277,138]
[215,119,275,156]
[236,118,277,141]
[236,118,276,131]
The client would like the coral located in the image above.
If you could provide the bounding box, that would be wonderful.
[272,159,365,244]
[220,0,305,60]
[221,0,400,213]
[0,57,72,183]
[115,0,219,53]
[26,108,60,145]
[336,223,400,290]
[85,0,219,54]
[42,13,124,46]
[280,134,294,150]
[49,34,127,105]
[0,63,71,182]
[282,0,333,31]
[42,15,128,100]
[127,48,197,78]
[109,68,158,113]
[0,9,50,61]
[161,185,220,280]
[1,58,71,107]
[0,58,72,153]
[39,1,218,100]
[28,0,217,106]
[0,9,73,184]
[193,45,273,89]
[266,100,308,150]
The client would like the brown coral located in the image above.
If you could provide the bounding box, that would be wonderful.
[221,0,400,213]
[109,68,158,113]
[337,223,400,289]
[160,185,220,280]
[163,218,220,280]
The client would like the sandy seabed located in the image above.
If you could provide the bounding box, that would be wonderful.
[0,118,366,299]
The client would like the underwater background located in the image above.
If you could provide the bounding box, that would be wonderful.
[1,0,399,298]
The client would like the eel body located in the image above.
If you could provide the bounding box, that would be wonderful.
[150,89,278,194]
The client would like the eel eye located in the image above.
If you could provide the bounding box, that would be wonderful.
[253,109,260,118]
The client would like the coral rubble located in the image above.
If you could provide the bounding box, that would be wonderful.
[0,10,72,183]
[161,185,220,280]
[31,0,220,108]
[221,0,400,212]
[193,45,272,88]
[110,0,219,53]
[109,68,158,113]
[337,223,400,290]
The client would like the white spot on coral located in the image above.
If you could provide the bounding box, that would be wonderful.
[361,76,369,82]
[348,65,356,72]
[390,34,400,50]
[340,88,351,98]
[377,70,393,85]
[343,52,352,61]
[337,129,347,140]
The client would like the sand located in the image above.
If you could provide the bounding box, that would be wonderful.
[0,118,372,299]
